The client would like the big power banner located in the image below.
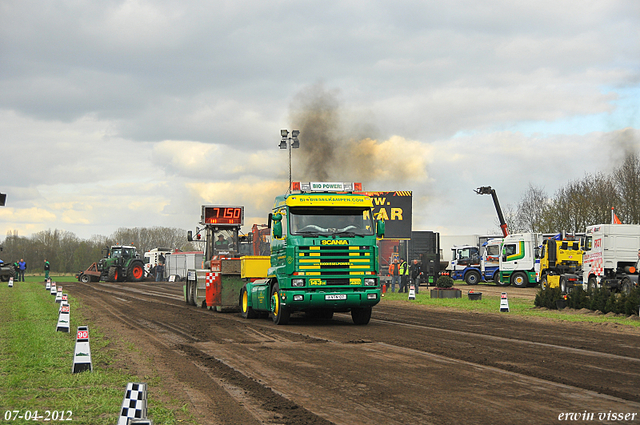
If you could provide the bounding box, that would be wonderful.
[358,191,412,240]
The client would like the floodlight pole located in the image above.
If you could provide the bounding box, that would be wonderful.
[279,129,300,192]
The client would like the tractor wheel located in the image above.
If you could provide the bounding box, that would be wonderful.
[80,274,90,284]
[511,272,529,288]
[107,266,118,282]
[270,283,290,325]
[127,261,145,282]
[240,286,257,319]
[351,306,372,325]
[465,270,481,285]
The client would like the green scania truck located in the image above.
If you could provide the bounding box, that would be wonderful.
[241,182,385,325]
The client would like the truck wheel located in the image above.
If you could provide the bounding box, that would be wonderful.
[621,277,632,295]
[465,271,481,285]
[351,306,372,325]
[511,272,528,288]
[271,283,290,325]
[493,272,501,284]
[540,275,548,291]
[587,276,597,291]
[80,274,90,284]
[559,276,567,294]
[107,266,118,282]
[127,261,145,282]
[240,286,257,319]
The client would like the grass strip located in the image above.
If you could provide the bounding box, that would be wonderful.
[0,278,180,424]
[381,288,640,327]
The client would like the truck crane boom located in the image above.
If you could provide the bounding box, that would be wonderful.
[475,186,509,238]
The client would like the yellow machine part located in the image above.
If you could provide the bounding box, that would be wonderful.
[241,256,270,279]
[547,275,561,289]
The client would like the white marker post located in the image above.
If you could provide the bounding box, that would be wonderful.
[56,304,70,333]
[72,326,93,373]
[499,292,510,312]
[8,277,13,287]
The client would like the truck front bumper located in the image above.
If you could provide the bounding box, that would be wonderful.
[278,289,381,310]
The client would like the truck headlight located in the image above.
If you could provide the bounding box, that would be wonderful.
[292,279,305,287]
[367,293,377,300]
[293,294,304,301]
[364,278,377,286]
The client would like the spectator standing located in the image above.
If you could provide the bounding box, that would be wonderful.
[44,259,51,282]
[410,259,423,294]
[18,258,27,282]
[155,262,165,282]
[388,258,400,293]
[398,258,409,293]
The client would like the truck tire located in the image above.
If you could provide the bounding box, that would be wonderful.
[465,270,481,285]
[240,286,257,319]
[271,283,290,325]
[127,261,145,282]
[107,266,119,282]
[621,277,632,295]
[492,272,501,284]
[511,272,528,288]
[351,306,372,325]
[559,276,567,294]
[540,274,548,291]
[80,274,90,284]
[587,276,597,291]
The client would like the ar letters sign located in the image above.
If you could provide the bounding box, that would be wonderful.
[358,191,412,239]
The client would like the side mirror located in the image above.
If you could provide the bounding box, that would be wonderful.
[376,219,385,238]
[502,255,507,262]
[268,213,272,229]
[273,213,283,239]
[187,230,193,242]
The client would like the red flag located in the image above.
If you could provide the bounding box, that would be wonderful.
[612,207,622,224]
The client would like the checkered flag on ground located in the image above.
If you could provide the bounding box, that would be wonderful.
[118,382,148,425]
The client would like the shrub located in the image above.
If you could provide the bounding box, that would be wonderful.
[435,275,454,288]
[589,287,610,312]
[566,286,588,309]
[534,287,563,309]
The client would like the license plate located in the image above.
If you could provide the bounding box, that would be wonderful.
[325,294,347,300]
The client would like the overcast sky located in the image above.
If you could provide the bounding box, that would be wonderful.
[1,0,639,242]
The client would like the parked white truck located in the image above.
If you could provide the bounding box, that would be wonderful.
[582,224,640,293]
[165,251,204,281]
[498,232,542,287]
[143,248,173,277]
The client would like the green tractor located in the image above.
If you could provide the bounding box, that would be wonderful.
[98,245,145,282]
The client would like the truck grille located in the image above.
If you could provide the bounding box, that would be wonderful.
[297,245,374,285]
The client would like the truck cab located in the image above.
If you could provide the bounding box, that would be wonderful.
[241,182,385,325]
[498,233,541,287]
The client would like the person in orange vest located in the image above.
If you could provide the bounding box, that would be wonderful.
[389,258,400,293]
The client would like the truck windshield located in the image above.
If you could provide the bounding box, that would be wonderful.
[289,207,374,236]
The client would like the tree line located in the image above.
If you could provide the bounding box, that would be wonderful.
[507,151,640,234]
[0,227,199,274]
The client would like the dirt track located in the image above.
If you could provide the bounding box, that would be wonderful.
[63,280,640,424]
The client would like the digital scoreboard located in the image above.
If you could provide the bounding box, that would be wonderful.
[201,205,244,226]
